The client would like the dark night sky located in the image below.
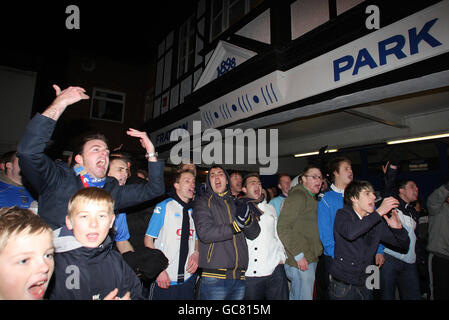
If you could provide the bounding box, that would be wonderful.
[1,1,198,61]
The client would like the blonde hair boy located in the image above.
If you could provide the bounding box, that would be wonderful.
[49,187,143,300]
[0,207,54,300]
[65,187,115,248]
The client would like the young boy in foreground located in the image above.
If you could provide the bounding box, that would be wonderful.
[0,207,54,300]
[47,187,144,300]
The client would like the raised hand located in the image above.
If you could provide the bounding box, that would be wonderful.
[377,196,399,216]
[383,209,403,229]
[126,128,156,159]
[42,85,89,121]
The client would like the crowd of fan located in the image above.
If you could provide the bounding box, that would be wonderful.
[0,85,448,300]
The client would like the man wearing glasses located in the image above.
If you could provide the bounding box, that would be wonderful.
[277,164,324,300]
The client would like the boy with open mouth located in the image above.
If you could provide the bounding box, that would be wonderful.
[0,207,54,300]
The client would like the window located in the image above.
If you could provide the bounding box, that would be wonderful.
[178,14,197,78]
[210,0,263,40]
[90,88,126,123]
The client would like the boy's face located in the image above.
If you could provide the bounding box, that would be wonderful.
[334,161,353,188]
[66,200,115,248]
[108,159,129,186]
[243,176,262,200]
[278,175,291,195]
[352,188,376,217]
[230,173,243,193]
[399,181,419,203]
[174,172,196,202]
[209,168,228,194]
[75,139,110,179]
[0,230,54,300]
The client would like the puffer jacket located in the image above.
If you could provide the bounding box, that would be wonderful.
[192,166,260,279]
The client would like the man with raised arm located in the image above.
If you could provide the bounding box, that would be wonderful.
[17,85,165,230]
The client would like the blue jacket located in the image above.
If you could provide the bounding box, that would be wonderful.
[269,195,286,217]
[317,187,343,258]
[330,205,410,286]
[0,172,35,208]
[17,113,165,229]
[48,226,144,300]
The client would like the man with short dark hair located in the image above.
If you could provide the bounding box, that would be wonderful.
[329,180,409,300]
[17,85,165,230]
[229,171,243,198]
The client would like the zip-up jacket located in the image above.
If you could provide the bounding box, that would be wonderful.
[192,166,260,279]
[48,226,144,300]
[17,113,165,229]
[277,184,323,267]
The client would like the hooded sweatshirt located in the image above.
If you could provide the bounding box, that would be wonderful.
[48,226,144,300]
[192,166,260,279]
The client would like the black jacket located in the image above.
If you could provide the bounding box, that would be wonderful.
[17,113,165,229]
[48,226,144,300]
[330,205,410,286]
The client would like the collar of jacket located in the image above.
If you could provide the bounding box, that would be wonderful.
[330,183,345,194]
[298,183,316,198]
[53,225,112,257]
[217,190,229,197]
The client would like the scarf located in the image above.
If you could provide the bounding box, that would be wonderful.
[241,194,265,219]
[73,164,106,188]
[171,192,193,283]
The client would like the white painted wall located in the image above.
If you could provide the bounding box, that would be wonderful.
[235,9,271,44]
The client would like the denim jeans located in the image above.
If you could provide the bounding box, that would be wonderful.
[328,277,372,300]
[244,264,289,300]
[198,277,245,300]
[380,254,421,300]
[284,262,317,300]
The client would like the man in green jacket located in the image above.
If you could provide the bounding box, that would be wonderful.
[277,164,323,300]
